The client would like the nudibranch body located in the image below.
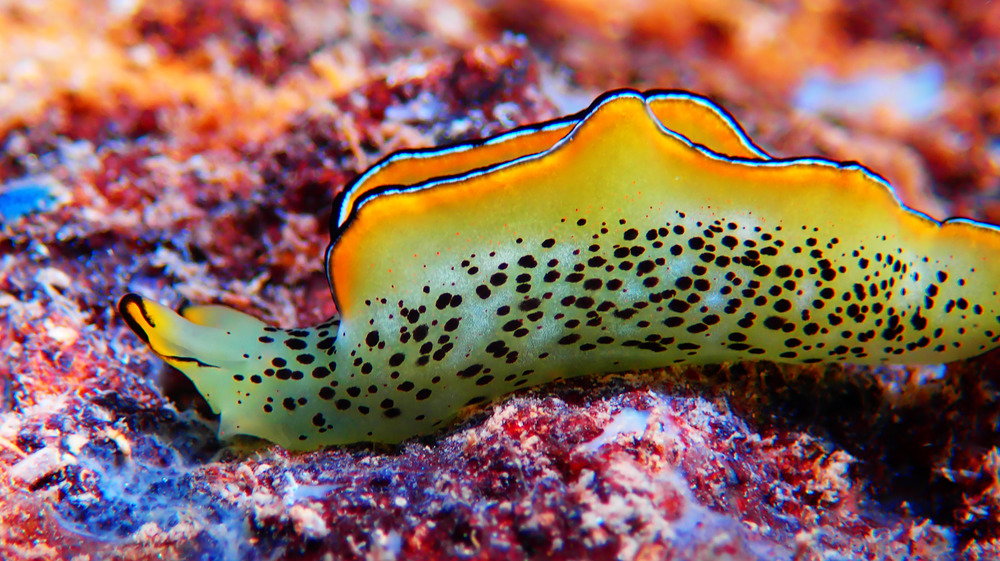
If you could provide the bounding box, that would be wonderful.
[120,89,1000,450]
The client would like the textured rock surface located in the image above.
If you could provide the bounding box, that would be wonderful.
[0,1,999,559]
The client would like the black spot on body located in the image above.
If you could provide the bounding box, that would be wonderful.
[763,316,786,330]
[284,339,307,350]
[458,364,483,378]
[668,300,690,313]
[413,325,429,342]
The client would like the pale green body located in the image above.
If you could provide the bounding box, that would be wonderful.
[119,91,1000,450]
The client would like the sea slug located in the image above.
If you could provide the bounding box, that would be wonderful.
[119,89,1000,449]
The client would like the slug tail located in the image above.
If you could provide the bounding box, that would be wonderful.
[120,294,233,368]
[119,293,351,448]
[118,294,266,414]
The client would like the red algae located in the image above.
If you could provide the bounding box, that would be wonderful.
[1,1,999,560]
